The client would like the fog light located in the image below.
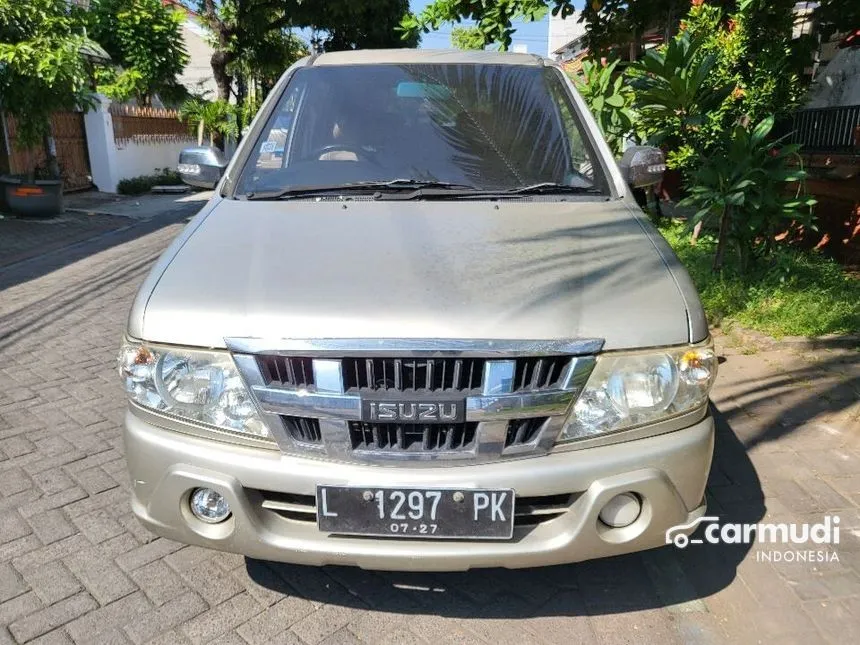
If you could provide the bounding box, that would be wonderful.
[598,492,641,528]
[189,488,230,523]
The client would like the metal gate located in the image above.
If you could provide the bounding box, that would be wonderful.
[2,112,93,191]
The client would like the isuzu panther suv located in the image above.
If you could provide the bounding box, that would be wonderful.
[119,50,717,570]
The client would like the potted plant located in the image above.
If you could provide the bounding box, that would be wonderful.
[0,160,65,218]
[0,0,96,217]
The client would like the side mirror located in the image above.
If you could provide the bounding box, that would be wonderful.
[618,146,666,188]
[178,146,228,189]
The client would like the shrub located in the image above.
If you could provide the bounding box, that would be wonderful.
[571,59,638,157]
[116,168,183,195]
[630,31,733,165]
[629,0,803,176]
[679,116,816,272]
[179,98,238,149]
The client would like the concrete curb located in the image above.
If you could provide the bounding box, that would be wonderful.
[725,325,860,351]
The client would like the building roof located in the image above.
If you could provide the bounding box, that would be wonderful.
[552,34,586,55]
[313,49,546,67]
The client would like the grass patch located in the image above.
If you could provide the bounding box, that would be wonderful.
[117,168,183,195]
[658,220,860,338]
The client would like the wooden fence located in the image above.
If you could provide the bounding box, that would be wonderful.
[109,104,195,146]
[2,112,93,191]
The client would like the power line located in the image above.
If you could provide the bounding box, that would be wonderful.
[427,31,548,42]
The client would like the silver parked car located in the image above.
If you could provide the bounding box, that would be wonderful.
[120,49,717,570]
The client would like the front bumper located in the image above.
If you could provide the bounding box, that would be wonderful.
[124,410,714,570]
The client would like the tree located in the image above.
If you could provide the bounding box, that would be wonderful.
[180,98,238,148]
[451,25,485,50]
[401,0,551,52]
[0,0,95,177]
[88,0,188,103]
[197,0,416,103]
[400,0,738,57]
[631,0,803,172]
[296,0,418,52]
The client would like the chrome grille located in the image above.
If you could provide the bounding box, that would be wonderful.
[515,493,576,526]
[227,337,602,465]
[513,357,570,391]
[348,421,478,453]
[257,491,316,522]
[342,357,485,393]
[281,416,322,444]
[505,417,549,447]
[258,356,314,387]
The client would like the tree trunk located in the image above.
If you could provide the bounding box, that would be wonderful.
[236,75,247,143]
[211,50,233,102]
[713,206,731,272]
[42,131,60,180]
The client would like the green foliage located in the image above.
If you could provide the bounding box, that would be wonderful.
[451,25,485,50]
[198,0,414,103]
[89,0,188,103]
[180,99,239,148]
[659,220,860,337]
[679,116,816,272]
[630,31,733,161]
[401,1,694,55]
[117,168,183,195]
[631,1,804,174]
[571,59,637,157]
[0,0,95,151]
[684,0,803,130]
[96,68,146,103]
[226,30,307,93]
[579,0,689,58]
[297,0,418,51]
[400,0,552,50]
[239,94,262,132]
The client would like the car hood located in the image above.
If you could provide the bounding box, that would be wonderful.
[131,198,701,351]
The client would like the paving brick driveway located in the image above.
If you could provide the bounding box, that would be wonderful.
[1,210,858,645]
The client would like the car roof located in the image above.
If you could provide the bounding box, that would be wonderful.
[311,48,547,67]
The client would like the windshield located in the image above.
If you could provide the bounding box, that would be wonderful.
[234,63,609,198]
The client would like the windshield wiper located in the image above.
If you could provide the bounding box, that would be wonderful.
[244,180,603,201]
[244,179,479,201]
[377,181,606,201]
[498,182,603,196]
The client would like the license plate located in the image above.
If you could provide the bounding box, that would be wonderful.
[316,486,515,539]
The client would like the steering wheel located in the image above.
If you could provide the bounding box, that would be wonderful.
[305,144,368,162]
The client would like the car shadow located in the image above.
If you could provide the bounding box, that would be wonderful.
[0,196,202,292]
[0,204,202,353]
[246,405,764,617]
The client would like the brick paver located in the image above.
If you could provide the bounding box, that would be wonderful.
[1,208,858,644]
[0,212,129,270]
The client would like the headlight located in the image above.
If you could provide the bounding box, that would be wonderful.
[118,339,272,441]
[559,341,717,442]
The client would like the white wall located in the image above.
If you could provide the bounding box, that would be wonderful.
[178,19,218,99]
[806,48,860,108]
[84,96,194,193]
[83,101,116,192]
[548,10,584,58]
[114,139,190,185]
